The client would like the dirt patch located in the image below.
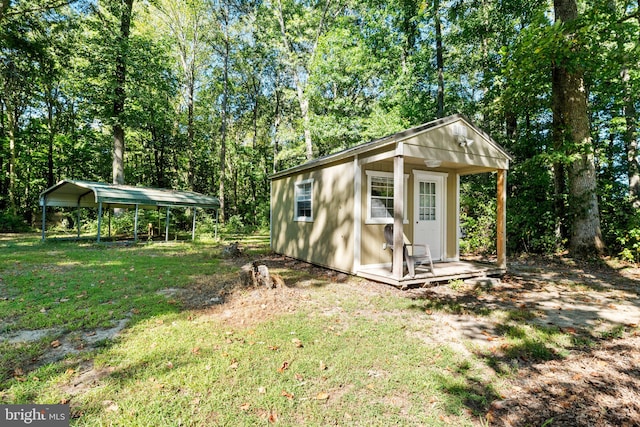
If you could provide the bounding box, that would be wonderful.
[404,256,640,426]
[1,319,130,373]
[487,334,640,426]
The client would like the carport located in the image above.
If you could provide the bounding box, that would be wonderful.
[39,180,220,242]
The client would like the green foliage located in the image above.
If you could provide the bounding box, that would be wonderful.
[616,214,640,264]
[0,212,31,233]
[459,176,496,255]
[0,0,639,261]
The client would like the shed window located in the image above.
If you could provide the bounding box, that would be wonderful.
[294,179,313,222]
[366,171,408,224]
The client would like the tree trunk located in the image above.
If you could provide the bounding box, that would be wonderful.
[46,99,55,188]
[553,0,604,257]
[622,70,640,208]
[112,0,134,185]
[552,66,568,244]
[276,0,316,160]
[187,63,195,189]
[7,108,17,214]
[434,0,444,118]
[218,2,230,224]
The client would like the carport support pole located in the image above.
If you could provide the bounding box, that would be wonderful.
[77,202,81,239]
[191,207,197,241]
[41,197,47,241]
[214,209,218,239]
[134,204,139,242]
[97,201,103,243]
[165,207,170,242]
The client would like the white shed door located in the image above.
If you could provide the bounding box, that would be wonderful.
[413,172,446,261]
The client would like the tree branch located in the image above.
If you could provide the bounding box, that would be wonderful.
[2,0,82,21]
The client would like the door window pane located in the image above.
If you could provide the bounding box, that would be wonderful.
[419,181,436,221]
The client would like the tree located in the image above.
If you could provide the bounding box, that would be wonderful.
[112,0,134,185]
[552,0,604,256]
[272,0,345,160]
[149,0,211,190]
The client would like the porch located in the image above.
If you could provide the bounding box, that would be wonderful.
[357,260,506,288]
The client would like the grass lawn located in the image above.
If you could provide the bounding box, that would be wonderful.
[1,233,601,426]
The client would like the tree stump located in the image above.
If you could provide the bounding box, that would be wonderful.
[239,262,285,289]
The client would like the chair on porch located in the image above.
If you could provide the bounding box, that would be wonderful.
[383,224,434,278]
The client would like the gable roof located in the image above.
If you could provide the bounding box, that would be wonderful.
[40,180,220,209]
[270,114,512,179]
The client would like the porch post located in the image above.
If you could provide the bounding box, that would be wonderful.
[393,153,405,279]
[497,169,507,270]
[353,156,362,272]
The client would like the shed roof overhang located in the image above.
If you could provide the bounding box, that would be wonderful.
[270,114,512,180]
[40,180,220,210]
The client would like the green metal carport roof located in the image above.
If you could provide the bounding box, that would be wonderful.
[40,180,220,241]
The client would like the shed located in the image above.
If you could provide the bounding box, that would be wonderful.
[39,180,220,242]
[270,114,512,287]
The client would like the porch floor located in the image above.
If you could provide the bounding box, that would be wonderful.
[357,260,506,288]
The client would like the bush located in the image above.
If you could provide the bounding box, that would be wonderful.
[0,211,31,232]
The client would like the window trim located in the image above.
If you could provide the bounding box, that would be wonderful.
[294,178,314,222]
[365,171,408,224]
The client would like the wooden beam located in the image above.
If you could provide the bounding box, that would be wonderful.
[393,155,405,279]
[497,169,507,269]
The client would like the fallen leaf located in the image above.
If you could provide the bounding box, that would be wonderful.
[229,360,239,370]
[166,361,174,369]
[51,340,61,348]
[258,386,266,394]
[103,401,119,412]
[240,403,250,411]
[191,347,201,355]
[281,390,294,400]
[319,361,327,371]
[131,308,140,314]
[315,392,329,400]
[292,338,303,348]
[268,345,279,351]
[277,361,289,373]
[294,373,304,381]
[268,411,277,423]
